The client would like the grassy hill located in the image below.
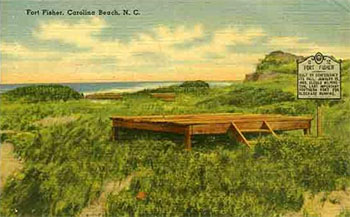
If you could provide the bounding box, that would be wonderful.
[2,84,83,103]
[246,51,349,83]
[257,50,303,74]
[0,51,349,217]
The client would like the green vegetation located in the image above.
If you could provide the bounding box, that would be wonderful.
[2,84,83,103]
[1,52,349,217]
[1,118,111,216]
[198,86,296,108]
[139,80,210,94]
[249,51,349,82]
[107,136,349,216]
[256,50,302,74]
[178,80,210,89]
[338,210,350,217]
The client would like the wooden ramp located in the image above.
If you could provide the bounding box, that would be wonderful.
[110,113,312,150]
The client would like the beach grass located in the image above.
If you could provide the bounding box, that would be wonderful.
[1,54,350,216]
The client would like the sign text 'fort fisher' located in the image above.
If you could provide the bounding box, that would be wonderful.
[297,52,341,99]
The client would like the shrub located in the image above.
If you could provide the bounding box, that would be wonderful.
[138,80,210,95]
[198,86,295,108]
[2,84,83,103]
[179,80,209,89]
[255,101,316,115]
[254,136,350,192]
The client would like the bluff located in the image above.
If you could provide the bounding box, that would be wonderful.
[245,51,303,81]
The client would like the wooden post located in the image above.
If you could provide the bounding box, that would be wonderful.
[112,126,118,141]
[185,126,192,151]
[317,105,322,137]
[303,121,310,135]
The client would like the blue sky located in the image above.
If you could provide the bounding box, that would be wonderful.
[1,0,349,83]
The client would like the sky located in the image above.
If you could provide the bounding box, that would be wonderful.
[1,0,349,84]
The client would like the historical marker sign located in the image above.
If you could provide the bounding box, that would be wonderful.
[297,52,341,99]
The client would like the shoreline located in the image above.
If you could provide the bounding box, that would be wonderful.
[1,81,239,95]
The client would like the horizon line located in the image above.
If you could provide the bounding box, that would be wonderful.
[0,79,244,85]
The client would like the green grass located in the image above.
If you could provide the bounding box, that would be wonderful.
[338,210,350,217]
[107,136,349,217]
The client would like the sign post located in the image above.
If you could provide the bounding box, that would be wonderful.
[317,104,322,137]
[297,52,341,137]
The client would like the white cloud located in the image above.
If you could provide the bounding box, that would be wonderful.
[154,24,204,43]
[266,36,350,59]
[0,17,276,83]
[33,17,106,47]
[0,42,60,59]
[212,27,265,46]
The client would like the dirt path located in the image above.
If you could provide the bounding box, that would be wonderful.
[78,174,135,217]
[0,142,22,191]
[286,190,350,217]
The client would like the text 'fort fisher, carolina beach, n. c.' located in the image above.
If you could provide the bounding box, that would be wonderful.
[25,9,141,16]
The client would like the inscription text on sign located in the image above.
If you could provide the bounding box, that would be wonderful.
[297,52,341,99]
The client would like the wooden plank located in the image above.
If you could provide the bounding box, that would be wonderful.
[111,116,312,125]
[144,114,283,120]
[141,116,310,122]
[110,113,282,121]
[168,117,312,125]
[267,120,311,131]
[110,113,312,121]
[227,122,250,147]
[262,121,278,137]
[113,120,186,134]
[111,115,294,123]
[111,113,311,120]
[191,120,311,135]
[240,129,271,133]
[110,113,244,120]
[150,93,176,102]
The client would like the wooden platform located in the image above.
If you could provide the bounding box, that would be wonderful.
[110,113,312,150]
[150,93,176,102]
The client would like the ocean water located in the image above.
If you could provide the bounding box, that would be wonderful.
[0,81,237,94]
